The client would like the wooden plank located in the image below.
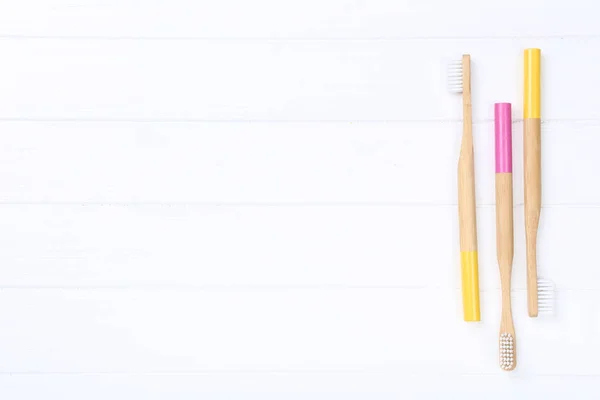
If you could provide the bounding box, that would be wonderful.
[1,373,599,399]
[0,0,597,38]
[0,205,594,289]
[0,121,597,205]
[1,39,600,121]
[0,288,598,374]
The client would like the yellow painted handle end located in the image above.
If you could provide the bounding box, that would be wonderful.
[524,48,541,118]
[461,251,480,321]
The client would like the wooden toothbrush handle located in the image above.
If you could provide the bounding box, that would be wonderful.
[458,136,477,251]
[458,55,477,252]
[457,55,479,322]
[495,103,516,371]
[496,174,514,279]
[496,173,514,332]
[524,118,542,317]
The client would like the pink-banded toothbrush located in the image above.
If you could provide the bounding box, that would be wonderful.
[495,103,516,371]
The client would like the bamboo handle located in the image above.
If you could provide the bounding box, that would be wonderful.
[458,55,477,252]
[495,103,516,371]
[457,56,479,322]
[496,173,516,370]
[458,142,477,251]
[524,118,542,317]
[496,174,514,293]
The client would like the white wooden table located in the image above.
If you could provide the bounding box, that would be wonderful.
[0,1,598,398]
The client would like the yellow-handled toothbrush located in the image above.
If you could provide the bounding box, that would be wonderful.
[524,48,554,317]
[448,55,480,321]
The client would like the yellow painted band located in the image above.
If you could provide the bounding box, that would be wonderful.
[524,48,541,118]
[461,251,480,321]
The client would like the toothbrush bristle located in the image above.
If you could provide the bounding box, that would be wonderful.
[447,60,463,93]
[499,333,515,371]
[538,278,555,314]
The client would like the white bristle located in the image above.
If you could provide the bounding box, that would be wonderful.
[499,333,515,371]
[447,59,463,93]
[537,278,555,314]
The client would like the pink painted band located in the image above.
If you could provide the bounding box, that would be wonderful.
[494,103,512,173]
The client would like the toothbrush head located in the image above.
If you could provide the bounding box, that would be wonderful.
[446,58,464,94]
[537,278,555,314]
[499,333,516,371]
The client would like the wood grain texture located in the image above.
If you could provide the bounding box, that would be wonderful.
[0,0,598,396]
[458,55,477,252]
[524,118,542,317]
[495,173,516,370]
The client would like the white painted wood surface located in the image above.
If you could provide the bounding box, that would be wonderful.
[1,1,599,398]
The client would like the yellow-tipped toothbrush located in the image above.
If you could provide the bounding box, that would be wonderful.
[448,55,480,321]
[524,48,554,317]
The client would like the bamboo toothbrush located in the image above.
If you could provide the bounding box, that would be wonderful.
[524,48,554,317]
[495,103,516,371]
[448,55,480,322]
